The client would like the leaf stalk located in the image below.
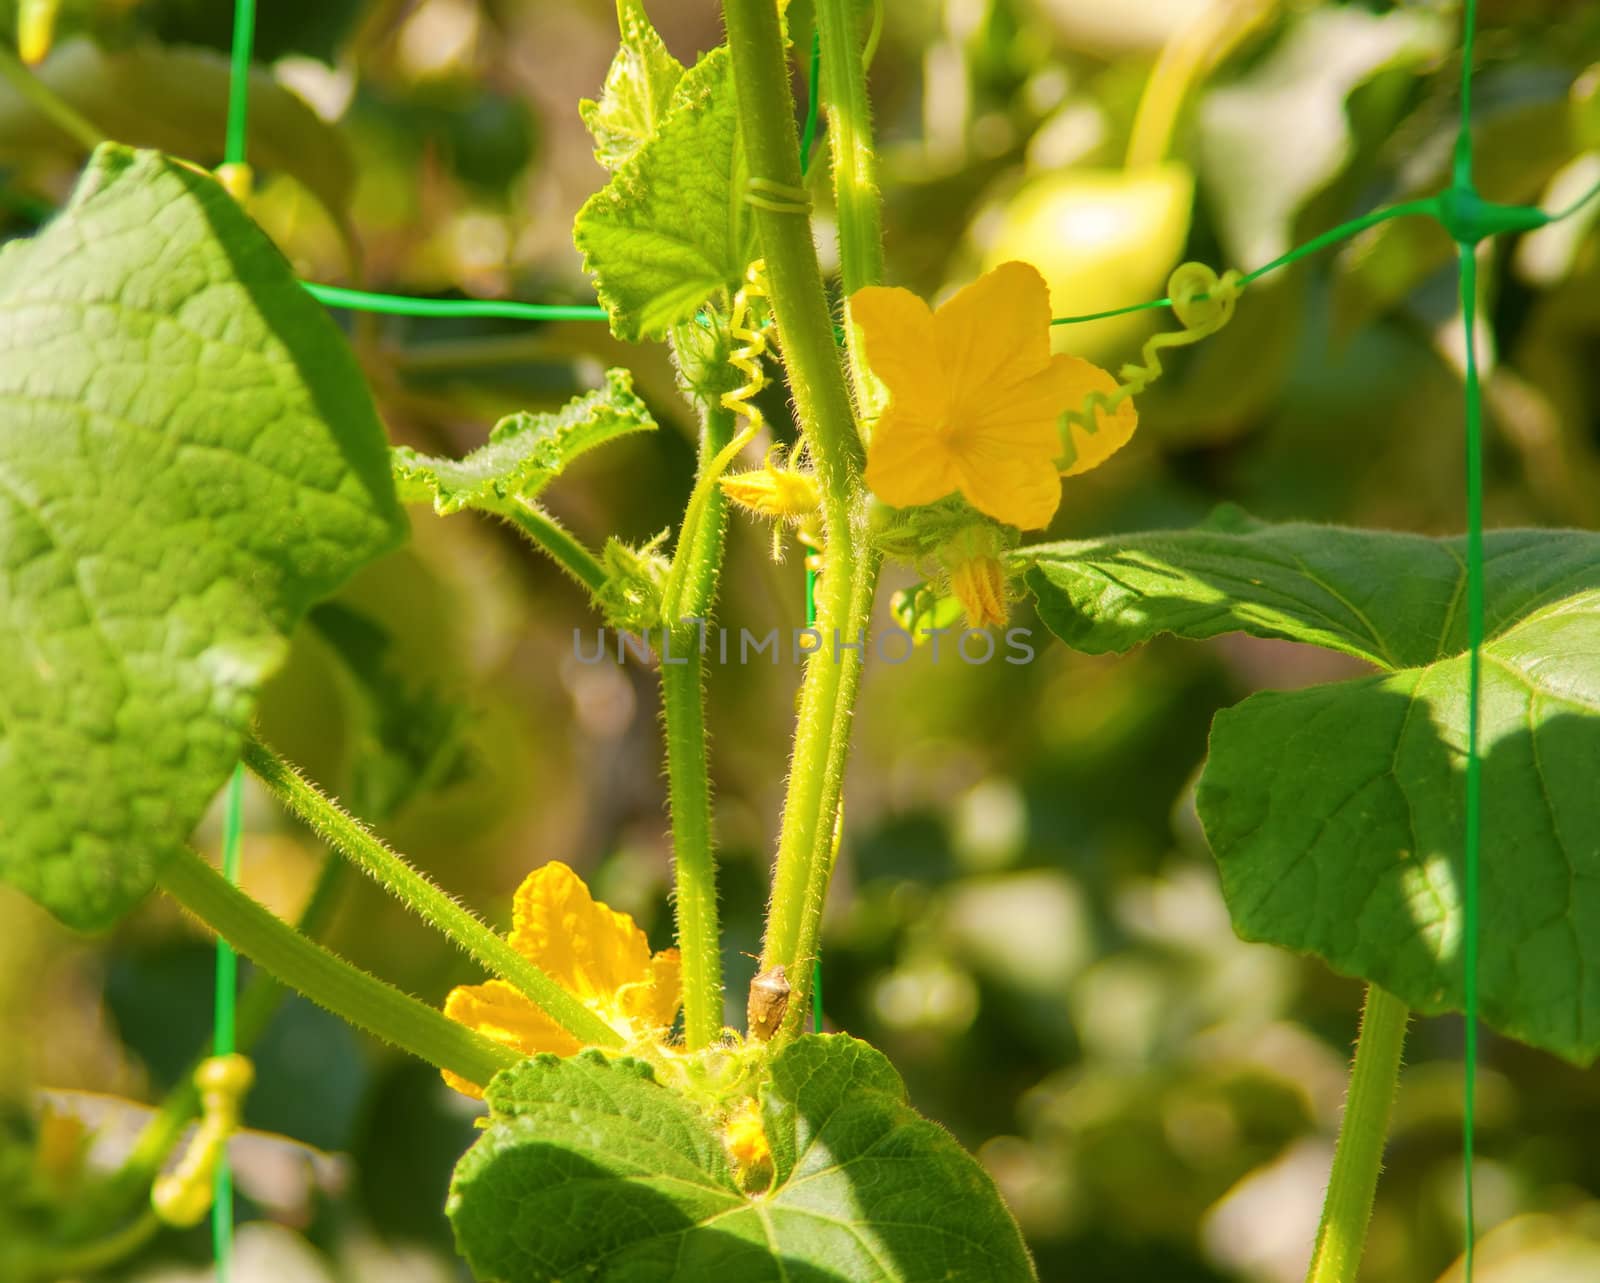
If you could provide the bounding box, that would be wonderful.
[158,846,517,1086]
[241,733,622,1050]
[1305,984,1410,1283]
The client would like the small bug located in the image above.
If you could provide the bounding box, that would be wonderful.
[747,964,791,1041]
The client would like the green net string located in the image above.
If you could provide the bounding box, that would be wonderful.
[215,0,1600,1275]
[213,0,255,1268]
[224,0,254,168]
[303,281,607,323]
[210,764,245,1282]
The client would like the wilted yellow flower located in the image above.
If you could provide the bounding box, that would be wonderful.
[441,862,681,1097]
[948,553,1009,630]
[939,525,1011,629]
[855,261,1137,530]
[722,1097,772,1177]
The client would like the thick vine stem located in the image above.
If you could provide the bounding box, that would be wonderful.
[158,846,517,1087]
[241,733,622,1050]
[1124,0,1275,171]
[724,0,883,1030]
[658,388,738,1051]
[660,640,721,1049]
[778,540,881,1040]
[723,0,864,498]
[816,0,886,414]
[1305,984,1410,1283]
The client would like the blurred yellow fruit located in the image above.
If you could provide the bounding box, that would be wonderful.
[979,162,1194,364]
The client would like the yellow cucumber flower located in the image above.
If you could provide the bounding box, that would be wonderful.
[441,861,681,1098]
[855,261,1137,530]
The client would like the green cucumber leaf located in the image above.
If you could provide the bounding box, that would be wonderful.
[574,46,753,343]
[448,1036,1037,1282]
[1022,507,1600,670]
[389,368,654,516]
[0,145,404,929]
[580,0,686,172]
[1022,514,1600,1064]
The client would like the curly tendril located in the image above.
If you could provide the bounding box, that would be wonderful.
[1061,261,1242,438]
[660,260,772,623]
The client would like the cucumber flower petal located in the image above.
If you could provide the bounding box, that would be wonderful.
[441,861,681,1097]
[856,261,1136,530]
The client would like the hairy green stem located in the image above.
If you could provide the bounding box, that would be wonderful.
[725,0,882,1036]
[809,0,888,1019]
[660,642,722,1048]
[658,394,737,1050]
[158,846,517,1086]
[1305,984,1410,1283]
[0,44,103,151]
[242,733,621,1049]
[508,498,608,595]
[724,0,864,499]
[816,0,885,412]
[661,407,748,626]
[780,543,880,1037]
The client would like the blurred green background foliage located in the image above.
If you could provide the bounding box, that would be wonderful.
[3,0,1600,1279]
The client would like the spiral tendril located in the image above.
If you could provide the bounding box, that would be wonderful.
[660,261,772,624]
[1062,262,1242,437]
[722,259,772,435]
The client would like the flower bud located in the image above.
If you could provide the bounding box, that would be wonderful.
[939,526,1013,629]
[721,467,821,521]
[948,554,1009,630]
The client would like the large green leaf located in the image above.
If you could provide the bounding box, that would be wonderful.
[390,368,655,517]
[573,47,752,343]
[1023,508,1600,669]
[579,0,686,173]
[448,1036,1036,1282]
[0,145,404,929]
[1022,513,1600,1064]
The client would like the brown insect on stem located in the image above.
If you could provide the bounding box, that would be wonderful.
[747,964,791,1041]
